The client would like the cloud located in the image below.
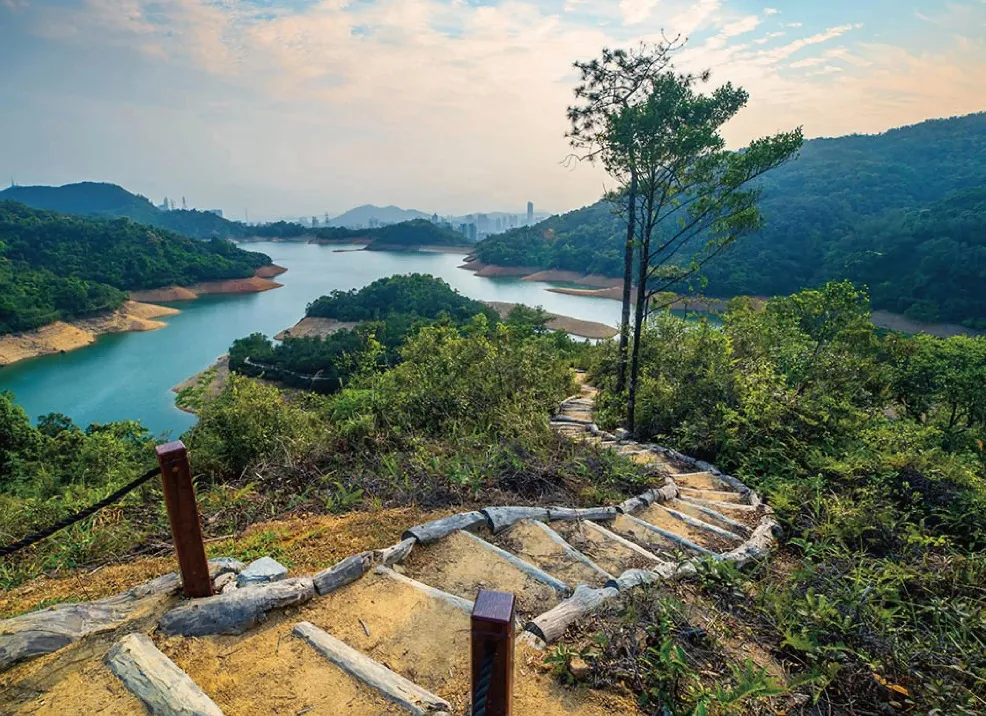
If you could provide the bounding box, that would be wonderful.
[763,7,779,15]
[2,0,984,217]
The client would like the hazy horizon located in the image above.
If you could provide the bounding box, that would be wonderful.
[2,0,984,218]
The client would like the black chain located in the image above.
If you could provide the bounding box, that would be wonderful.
[0,466,161,559]
[472,644,497,716]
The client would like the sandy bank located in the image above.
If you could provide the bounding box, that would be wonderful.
[483,301,618,340]
[368,244,475,254]
[870,311,983,338]
[458,259,540,278]
[128,266,285,303]
[0,301,179,367]
[274,317,359,341]
[521,270,622,289]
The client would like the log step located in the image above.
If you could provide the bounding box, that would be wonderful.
[494,520,613,587]
[294,622,451,715]
[400,530,563,621]
[677,486,747,503]
[669,499,754,536]
[552,519,667,576]
[105,632,223,716]
[609,513,718,558]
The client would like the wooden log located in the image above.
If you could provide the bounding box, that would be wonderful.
[294,621,451,715]
[678,486,746,501]
[482,506,550,533]
[402,512,487,545]
[677,495,759,513]
[523,585,619,643]
[607,568,660,591]
[640,483,678,504]
[675,502,752,536]
[156,441,212,598]
[375,566,474,613]
[621,514,719,558]
[313,553,371,596]
[549,415,592,425]
[655,504,743,541]
[617,496,648,515]
[580,520,665,565]
[545,506,619,522]
[105,633,223,716]
[527,520,613,581]
[460,531,570,596]
[158,578,315,636]
[721,517,778,567]
[374,537,416,567]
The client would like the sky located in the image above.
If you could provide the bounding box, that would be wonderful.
[1,0,985,220]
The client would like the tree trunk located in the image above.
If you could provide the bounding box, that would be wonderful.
[615,174,637,394]
[626,228,649,434]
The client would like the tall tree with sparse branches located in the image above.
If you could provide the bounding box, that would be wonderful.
[604,70,803,432]
[566,39,706,395]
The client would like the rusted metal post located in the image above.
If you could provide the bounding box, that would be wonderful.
[155,441,212,598]
[471,588,515,716]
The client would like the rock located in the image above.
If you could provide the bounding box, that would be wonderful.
[569,656,590,680]
[614,428,630,440]
[221,580,239,595]
[236,557,288,587]
[213,573,236,591]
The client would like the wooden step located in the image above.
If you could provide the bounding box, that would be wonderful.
[551,519,665,576]
[608,513,717,558]
[677,486,747,503]
[494,520,612,587]
[401,530,563,621]
[667,471,733,492]
[668,499,754,536]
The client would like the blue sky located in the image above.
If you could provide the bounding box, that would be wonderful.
[1,0,984,218]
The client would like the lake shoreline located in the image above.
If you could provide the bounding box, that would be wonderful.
[0,301,180,368]
[482,301,618,339]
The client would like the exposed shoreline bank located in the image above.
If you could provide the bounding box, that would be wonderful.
[0,302,180,367]
[0,265,288,367]
[482,301,618,340]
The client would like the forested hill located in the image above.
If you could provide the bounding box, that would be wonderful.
[0,182,247,239]
[0,201,271,335]
[313,218,471,248]
[472,112,986,326]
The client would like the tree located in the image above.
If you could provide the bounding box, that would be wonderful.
[604,69,802,432]
[566,40,700,395]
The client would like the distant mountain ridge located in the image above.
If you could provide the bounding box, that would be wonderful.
[0,182,246,239]
[326,204,430,228]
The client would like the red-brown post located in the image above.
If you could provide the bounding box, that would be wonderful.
[155,441,212,598]
[471,588,515,716]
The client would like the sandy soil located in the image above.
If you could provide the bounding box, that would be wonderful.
[128,265,285,303]
[494,521,611,587]
[483,301,618,340]
[0,301,180,367]
[521,271,622,288]
[273,317,359,341]
[870,310,983,338]
[552,521,660,576]
[668,471,729,492]
[458,259,540,278]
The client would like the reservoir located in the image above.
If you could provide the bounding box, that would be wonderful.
[0,243,622,438]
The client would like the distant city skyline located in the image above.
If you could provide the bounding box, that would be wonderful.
[2,1,984,218]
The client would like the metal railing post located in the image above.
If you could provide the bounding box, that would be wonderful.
[471,588,515,716]
[155,441,212,598]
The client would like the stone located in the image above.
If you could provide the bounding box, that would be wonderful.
[236,557,288,587]
[213,572,236,591]
[221,580,238,595]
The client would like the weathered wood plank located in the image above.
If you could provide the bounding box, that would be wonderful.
[293,621,451,715]
[313,553,371,596]
[545,506,619,522]
[580,520,665,565]
[524,584,619,643]
[655,504,743,542]
[721,517,779,567]
[373,537,416,567]
[622,514,719,557]
[105,632,223,716]
[402,512,487,545]
[460,530,571,596]
[482,506,550,533]
[158,578,315,636]
[527,520,613,581]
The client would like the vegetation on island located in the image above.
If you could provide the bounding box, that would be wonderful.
[228,274,502,391]
[474,112,986,327]
[0,201,271,335]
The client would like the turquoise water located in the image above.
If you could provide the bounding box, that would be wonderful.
[0,243,624,438]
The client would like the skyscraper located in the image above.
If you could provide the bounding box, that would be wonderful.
[527,202,534,225]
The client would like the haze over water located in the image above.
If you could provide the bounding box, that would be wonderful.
[0,244,621,437]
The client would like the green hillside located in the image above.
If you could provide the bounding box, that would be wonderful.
[0,201,271,335]
[312,218,470,248]
[0,182,248,239]
[472,112,986,326]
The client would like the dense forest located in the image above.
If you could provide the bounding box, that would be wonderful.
[0,201,271,334]
[472,113,986,326]
[229,274,500,390]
